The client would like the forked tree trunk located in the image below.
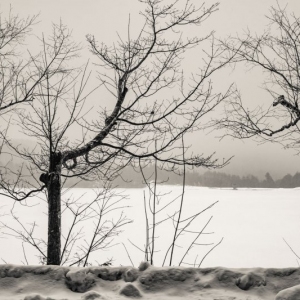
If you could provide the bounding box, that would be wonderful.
[47,151,62,265]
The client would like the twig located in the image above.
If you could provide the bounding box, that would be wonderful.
[169,135,186,266]
[283,238,300,260]
[198,237,224,268]
[22,242,29,265]
[144,191,149,262]
[179,216,213,266]
[122,242,134,267]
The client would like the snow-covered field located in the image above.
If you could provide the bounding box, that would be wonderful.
[1,186,300,300]
[1,186,300,269]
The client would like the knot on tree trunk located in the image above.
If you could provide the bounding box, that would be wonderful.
[39,172,49,185]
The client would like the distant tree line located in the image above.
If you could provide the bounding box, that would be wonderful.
[114,167,300,188]
[3,160,300,189]
[189,171,300,189]
[113,167,300,189]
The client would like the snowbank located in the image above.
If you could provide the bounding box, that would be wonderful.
[0,264,299,299]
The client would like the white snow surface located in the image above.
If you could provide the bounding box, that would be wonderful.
[0,186,300,268]
[1,186,300,299]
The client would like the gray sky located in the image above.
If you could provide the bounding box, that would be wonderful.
[2,0,300,179]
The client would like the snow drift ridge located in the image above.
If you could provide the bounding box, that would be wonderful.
[0,264,300,299]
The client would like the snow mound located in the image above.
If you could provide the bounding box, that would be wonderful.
[90,266,124,281]
[124,268,140,282]
[235,272,266,290]
[65,269,95,292]
[120,283,142,297]
[138,261,150,272]
[139,267,194,291]
[0,264,300,299]
[80,290,104,300]
[275,284,300,300]
[23,295,55,300]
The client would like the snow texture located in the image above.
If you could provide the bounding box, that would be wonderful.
[120,284,142,297]
[138,261,150,272]
[276,284,300,300]
[235,272,266,290]
[0,264,300,299]
[24,295,55,300]
[65,269,95,292]
[80,291,103,300]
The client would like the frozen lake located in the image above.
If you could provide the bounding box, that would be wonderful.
[0,186,299,268]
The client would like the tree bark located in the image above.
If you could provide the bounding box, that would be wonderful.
[47,151,62,265]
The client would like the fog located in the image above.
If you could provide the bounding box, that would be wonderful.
[1,0,300,178]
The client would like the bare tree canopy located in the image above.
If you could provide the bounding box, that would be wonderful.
[217,4,300,152]
[0,0,235,265]
[66,0,234,171]
[0,9,49,113]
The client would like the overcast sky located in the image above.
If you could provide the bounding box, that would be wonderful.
[2,0,300,179]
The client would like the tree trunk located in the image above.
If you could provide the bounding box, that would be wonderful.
[47,151,62,265]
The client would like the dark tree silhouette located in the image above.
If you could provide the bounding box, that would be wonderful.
[217,4,300,154]
[0,9,63,115]
[1,0,235,265]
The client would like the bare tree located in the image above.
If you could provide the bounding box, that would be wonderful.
[217,4,300,151]
[1,0,235,266]
[0,185,131,266]
[0,8,57,114]
[0,10,97,265]
[0,9,82,196]
[0,9,39,167]
[125,137,221,267]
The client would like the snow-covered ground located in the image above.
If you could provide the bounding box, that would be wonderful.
[1,186,300,299]
[0,263,299,300]
[1,186,300,268]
